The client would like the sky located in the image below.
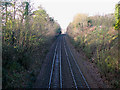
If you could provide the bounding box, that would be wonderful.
[31,0,119,29]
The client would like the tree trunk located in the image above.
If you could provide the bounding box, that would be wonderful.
[5,3,7,26]
[14,1,16,20]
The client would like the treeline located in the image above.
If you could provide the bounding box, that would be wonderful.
[66,13,119,88]
[2,0,61,88]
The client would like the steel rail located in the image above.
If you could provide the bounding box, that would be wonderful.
[64,37,90,89]
[48,40,59,88]
[63,37,78,89]
[60,37,62,88]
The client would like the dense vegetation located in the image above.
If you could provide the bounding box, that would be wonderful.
[2,1,61,88]
[114,3,120,30]
[66,13,119,88]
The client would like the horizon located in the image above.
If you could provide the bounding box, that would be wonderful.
[31,0,119,29]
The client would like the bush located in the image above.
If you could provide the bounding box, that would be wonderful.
[66,13,119,88]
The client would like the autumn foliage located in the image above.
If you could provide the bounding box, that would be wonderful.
[67,13,119,88]
[2,1,61,88]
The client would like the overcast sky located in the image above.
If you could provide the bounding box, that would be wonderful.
[31,0,119,29]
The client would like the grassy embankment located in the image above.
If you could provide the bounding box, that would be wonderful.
[66,13,119,88]
[2,1,61,88]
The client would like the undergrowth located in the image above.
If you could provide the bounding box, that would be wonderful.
[67,13,120,88]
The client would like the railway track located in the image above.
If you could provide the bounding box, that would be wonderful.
[63,36,90,89]
[48,36,62,88]
[40,35,90,89]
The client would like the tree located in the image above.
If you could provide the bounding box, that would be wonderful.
[72,13,88,31]
[1,2,12,26]
[114,2,120,30]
